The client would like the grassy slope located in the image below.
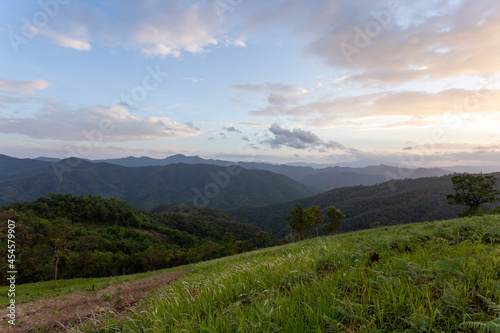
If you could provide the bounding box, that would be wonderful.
[3,215,499,332]
[80,215,500,332]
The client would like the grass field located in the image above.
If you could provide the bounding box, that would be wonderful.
[4,215,500,332]
[70,215,500,332]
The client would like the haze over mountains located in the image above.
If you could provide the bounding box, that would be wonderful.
[33,154,457,191]
[2,153,499,237]
[0,155,314,210]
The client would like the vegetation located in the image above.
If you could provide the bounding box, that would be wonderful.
[0,194,266,284]
[447,174,500,217]
[232,174,500,237]
[69,215,500,332]
[323,206,345,235]
[0,157,315,210]
[285,204,343,240]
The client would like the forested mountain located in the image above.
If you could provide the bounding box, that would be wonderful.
[0,194,266,284]
[230,173,500,238]
[0,156,315,210]
[0,154,56,182]
[34,154,452,191]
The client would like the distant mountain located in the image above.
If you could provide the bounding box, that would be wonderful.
[230,173,500,238]
[89,155,453,191]
[296,165,451,191]
[34,156,63,163]
[93,154,224,167]
[0,154,59,183]
[0,156,315,210]
[445,165,500,174]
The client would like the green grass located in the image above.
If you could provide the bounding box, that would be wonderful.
[8,215,500,332]
[0,266,183,306]
[75,215,500,332]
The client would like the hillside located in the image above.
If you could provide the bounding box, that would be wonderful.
[5,215,499,331]
[35,154,453,191]
[0,154,57,182]
[0,156,315,210]
[231,174,500,237]
[0,194,265,284]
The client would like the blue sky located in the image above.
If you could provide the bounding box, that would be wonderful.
[1,0,499,167]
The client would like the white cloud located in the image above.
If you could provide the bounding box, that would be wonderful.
[0,78,51,93]
[301,0,500,84]
[0,104,202,141]
[248,88,500,128]
[38,27,91,51]
[232,82,309,96]
[184,77,204,83]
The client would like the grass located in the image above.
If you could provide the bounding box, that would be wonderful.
[0,266,184,306]
[68,215,500,332]
[6,215,500,332]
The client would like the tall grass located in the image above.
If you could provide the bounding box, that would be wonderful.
[77,215,500,332]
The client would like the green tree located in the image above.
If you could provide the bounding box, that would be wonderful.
[303,206,324,238]
[221,232,236,255]
[323,206,344,235]
[285,204,306,240]
[447,174,500,217]
[48,218,72,280]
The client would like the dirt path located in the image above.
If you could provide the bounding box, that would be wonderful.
[1,270,186,332]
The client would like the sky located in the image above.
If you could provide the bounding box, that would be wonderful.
[0,0,500,167]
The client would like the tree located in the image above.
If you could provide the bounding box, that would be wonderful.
[323,206,344,235]
[447,174,500,217]
[221,232,236,255]
[48,218,71,280]
[303,206,324,238]
[285,204,306,240]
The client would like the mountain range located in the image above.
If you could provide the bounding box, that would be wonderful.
[35,154,454,191]
[230,172,500,237]
[0,155,314,210]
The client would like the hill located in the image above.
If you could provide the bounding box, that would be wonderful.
[0,194,266,284]
[35,154,453,191]
[5,215,499,331]
[0,156,315,210]
[231,173,500,237]
[0,154,56,182]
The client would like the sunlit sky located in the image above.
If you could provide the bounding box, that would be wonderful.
[1,0,499,167]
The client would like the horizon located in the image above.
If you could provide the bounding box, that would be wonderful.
[1,1,500,168]
[4,152,500,173]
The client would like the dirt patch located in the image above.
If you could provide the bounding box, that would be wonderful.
[1,270,186,332]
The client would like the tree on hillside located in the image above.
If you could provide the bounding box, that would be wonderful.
[303,206,324,238]
[447,174,500,217]
[48,218,72,280]
[323,206,345,235]
[285,204,306,240]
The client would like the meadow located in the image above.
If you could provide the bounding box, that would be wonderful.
[61,214,500,332]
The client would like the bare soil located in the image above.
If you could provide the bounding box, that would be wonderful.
[1,270,186,332]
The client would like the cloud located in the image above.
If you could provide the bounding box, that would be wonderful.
[17,0,500,87]
[38,27,91,51]
[301,0,500,84]
[184,77,204,83]
[28,1,224,57]
[230,121,269,127]
[223,126,242,133]
[0,104,202,141]
[383,119,440,129]
[248,88,500,127]
[0,78,51,93]
[262,123,344,150]
[232,82,308,96]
